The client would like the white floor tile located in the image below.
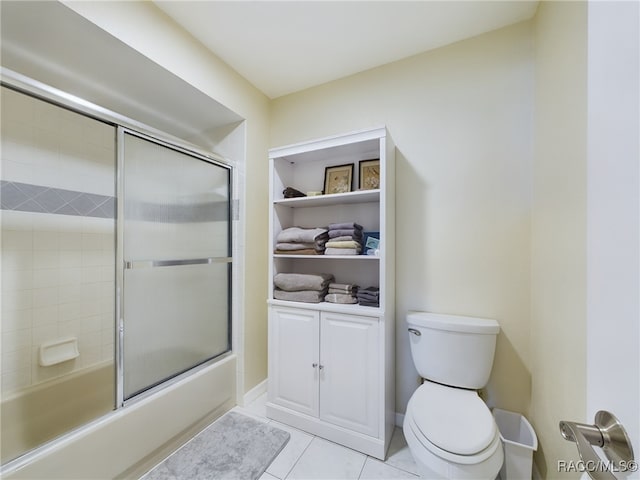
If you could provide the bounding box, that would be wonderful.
[229,405,270,423]
[286,437,366,480]
[244,391,268,417]
[384,427,419,476]
[260,472,280,480]
[266,422,314,479]
[360,457,419,479]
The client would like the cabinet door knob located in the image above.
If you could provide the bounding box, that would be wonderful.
[318,365,324,370]
[312,363,318,368]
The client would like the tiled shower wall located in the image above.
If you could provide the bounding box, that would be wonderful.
[1,87,116,394]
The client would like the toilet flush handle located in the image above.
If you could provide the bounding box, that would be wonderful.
[408,328,421,336]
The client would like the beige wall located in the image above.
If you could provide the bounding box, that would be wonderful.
[43,5,592,477]
[531,2,587,478]
[63,1,271,395]
[271,22,535,418]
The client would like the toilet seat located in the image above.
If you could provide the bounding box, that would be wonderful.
[406,382,500,464]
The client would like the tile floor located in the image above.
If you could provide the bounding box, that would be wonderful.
[233,393,419,480]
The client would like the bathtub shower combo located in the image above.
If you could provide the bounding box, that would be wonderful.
[1,84,233,469]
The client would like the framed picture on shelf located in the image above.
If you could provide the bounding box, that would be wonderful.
[323,163,354,194]
[359,159,380,190]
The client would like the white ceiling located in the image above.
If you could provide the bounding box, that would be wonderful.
[154,1,539,99]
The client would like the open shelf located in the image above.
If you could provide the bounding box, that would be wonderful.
[274,254,379,260]
[274,189,379,208]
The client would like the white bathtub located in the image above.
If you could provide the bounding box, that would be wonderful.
[2,354,236,479]
[1,362,115,466]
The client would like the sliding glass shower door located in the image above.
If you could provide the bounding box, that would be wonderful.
[120,130,231,400]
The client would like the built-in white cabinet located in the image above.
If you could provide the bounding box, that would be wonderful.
[269,306,379,437]
[266,127,395,459]
[268,306,320,417]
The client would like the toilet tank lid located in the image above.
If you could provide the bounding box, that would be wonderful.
[407,312,500,334]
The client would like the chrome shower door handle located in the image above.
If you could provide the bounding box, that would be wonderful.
[559,411,635,480]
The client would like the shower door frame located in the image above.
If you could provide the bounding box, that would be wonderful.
[0,69,238,472]
[115,127,234,407]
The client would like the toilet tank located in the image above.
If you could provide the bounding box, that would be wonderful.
[407,311,500,389]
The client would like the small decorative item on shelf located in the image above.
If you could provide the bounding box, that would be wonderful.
[363,231,380,256]
[359,158,380,190]
[323,163,354,194]
[283,186,306,198]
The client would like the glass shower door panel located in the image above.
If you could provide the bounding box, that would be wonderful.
[122,133,231,399]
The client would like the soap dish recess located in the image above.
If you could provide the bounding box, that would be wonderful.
[39,337,79,366]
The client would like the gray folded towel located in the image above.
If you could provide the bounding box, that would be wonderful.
[328,288,352,294]
[358,286,380,295]
[274,289,325,303]
[358,300,379,307]
[274,273,334,291]
[324,293,358,304]
[357,293,379,301]
[328,283,358,293]
[277,227,329,244]
[357,287,380,301]
[328,229,363,239]
[329,222,363,230]
[329,287,358,295]
[325,247,360,255]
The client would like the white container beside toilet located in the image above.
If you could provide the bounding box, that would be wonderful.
[403,312,503,479]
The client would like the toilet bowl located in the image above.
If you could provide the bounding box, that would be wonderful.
[403,381,503,479]
[403,312,503,479]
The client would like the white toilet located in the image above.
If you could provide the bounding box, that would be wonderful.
[403,312,504,479]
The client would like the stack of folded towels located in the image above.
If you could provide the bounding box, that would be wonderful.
[273,273,334,303]
[275,226,329,255]
[357,286,380,307]
[325,222,363,255]
[324,282,359,304]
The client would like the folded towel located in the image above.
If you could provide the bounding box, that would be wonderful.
[358,300,379,307]
[275,242,316,251]
[274,273,334,292]
[328,235,359,242]
[357,287,380,301]
[276,241,326,251]
[324,293,358,304]
[275,248,319,255]
[329,222,363,231]
[329,287,358,295]
[325,240,362,249]
[329,283,358,292]
[324,247,360,256]
[274,289,325,303]
[357,293,379,302]
[277,227,329,244]
[358,286,380,295]
[328,229,363,239]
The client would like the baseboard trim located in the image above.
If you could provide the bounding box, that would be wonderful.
[395,412,405,427]
[243,379,267,406]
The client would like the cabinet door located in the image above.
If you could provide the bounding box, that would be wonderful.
[319,313,379,437]
[268,307,320,417]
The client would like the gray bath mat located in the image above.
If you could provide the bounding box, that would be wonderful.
[142,411,290,480]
